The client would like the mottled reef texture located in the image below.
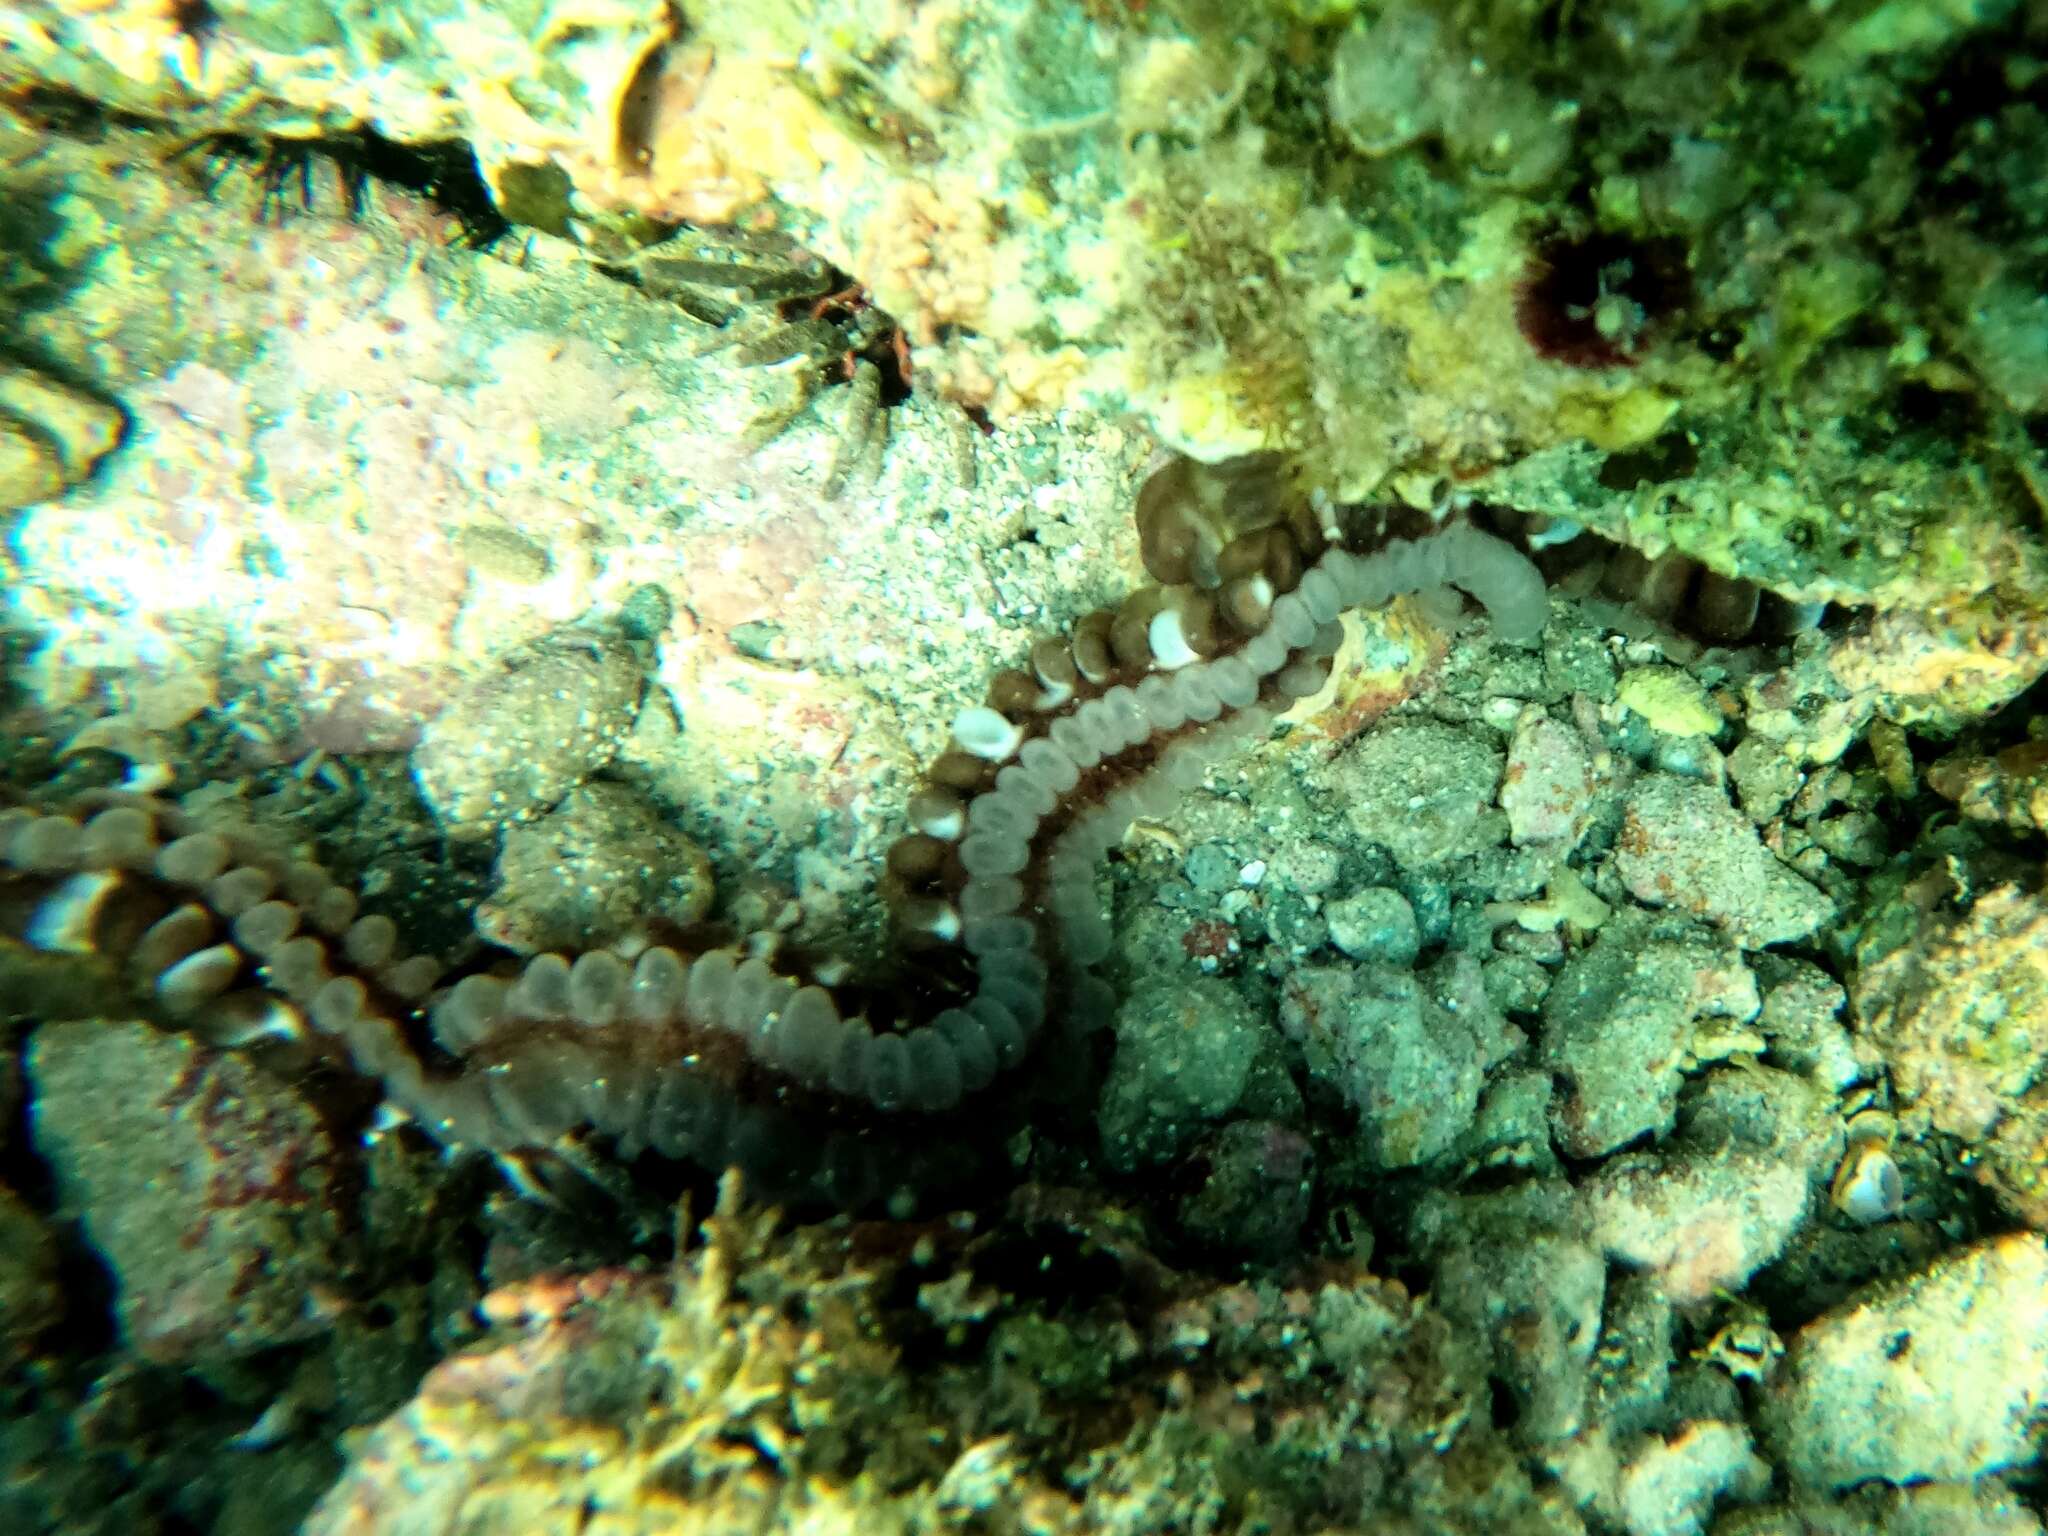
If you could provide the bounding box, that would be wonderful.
[3,5,2048,1535]
[8,0,2048,645]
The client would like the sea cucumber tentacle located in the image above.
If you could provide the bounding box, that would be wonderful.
[1,518,1542,1203]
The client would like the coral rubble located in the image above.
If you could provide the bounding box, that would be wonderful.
[303,1175,1576,1536]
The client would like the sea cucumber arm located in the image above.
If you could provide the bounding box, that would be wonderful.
[1,520,1543,1207]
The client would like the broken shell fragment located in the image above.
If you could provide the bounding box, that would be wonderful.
[1830,1116,1905,1224]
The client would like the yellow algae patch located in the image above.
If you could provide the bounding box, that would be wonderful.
[1556,386,1680,453]
[1618,665,1722,737]
[1130,370,1282,463]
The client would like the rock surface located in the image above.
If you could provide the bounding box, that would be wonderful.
[1614,775,1833,947]
[1760,1232,2048,1489]
[412,628,647,840]
[28,1020,347,1365]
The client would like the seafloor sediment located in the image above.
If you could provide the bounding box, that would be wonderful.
[2,4,2047,1533]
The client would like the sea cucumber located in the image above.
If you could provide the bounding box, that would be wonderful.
[1,471,1545,1210]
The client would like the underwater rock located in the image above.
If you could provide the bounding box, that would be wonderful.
[1725,1480,2048,1536]
[1581,1065,1839,1307]
[1852,881,2048,1228]
[412,628,646,840]
[0,361,122,512]
[1326,717,1507,871]
[1280,953,1514,1170]
[1753,955,1864,1093]
[7,38,2048,1528]
[1098,978,1266,1173]
[1769,605,2048,746]
[0,415,62,510]
[1326,5,1567,188]
[475,780,713,954]
[1589,1272,1678,1439]
[0,1183,62,1363]
[0,0,695,221]
[1616,1420,1769,1536]
[1412,1181,1603,1445]
[1928,738,2048,835]
[1454,1066,1556,1173]
[11,0,2048,634]
[1500,705,1598,850]
[1540,918,1759,1159]
[1983,1098,2048,1236]
[1585,1145,1813,1307]
[305,1176,1558,1536]
[1760,1232,2048,1490]
[1728,734,1808,823]
[27,1019,346,1365]
[4,110,1115,812]
[1324,884,1421,966]
[1614,775,1833,948]
[1174,1120,1313,1262]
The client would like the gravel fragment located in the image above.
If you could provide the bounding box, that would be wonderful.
[1585,1152,1809,1306]
[1328,717,1507,870]
[1583,1067,1838,1304]
[1591,1272,1677,1435]
[1812,808,1887,866]
[1259,891,1327,956]
[1728,734,1805,821]
[1481,953,1552,1016]
[1753,955,1864,1091]
[1614,774,1834,946]
[0,359,125,511]
[1541,918,1759,1158]
[412,627,645,839]
[1325,885,1421,965]
[1175,1120,1314,1261]
[1414,1182,1603,1443]
[1280,954,1512,1168]
[1456,1068,1557,1171]
[475,781,714,954]
[1760,1232,2048,1490]
[1618,1421,1769,1536]
[1182,841,1239,894]
[1500,705,1596,848]
[1099,979,1265,1171]
[1543,625,1617,700]
[1853,882,2048,1141]
[1268,838,1343,895]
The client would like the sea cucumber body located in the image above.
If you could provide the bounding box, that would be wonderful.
[1,520,1542,1207]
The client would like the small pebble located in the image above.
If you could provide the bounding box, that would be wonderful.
[1327,886,1420,966]
[1183,842,1239,894]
